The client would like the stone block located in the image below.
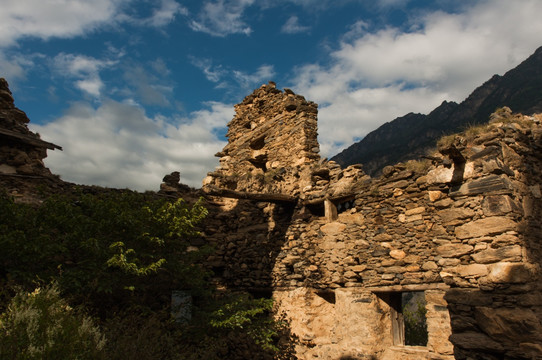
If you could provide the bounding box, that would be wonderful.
[446,264,489,277]
[471,245,522,264]
[0,164,16,174]
[444,289,493,306]
[405,206,425,216]
[351,265,367,272]
[481,195,518,216]
[438,208,475,225]
[449,174,512,197]
[426,167,454,184]
[449,332,504,352]
[475,307,542,343]
[422,261,438,270]
[436,243,473,257]
[320,222,346,236]
[389,249,406,260]
[455,217,516,239]
[487,262,534,283]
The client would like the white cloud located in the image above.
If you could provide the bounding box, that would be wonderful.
[122,63,173,106]
[291,0,542,157]
[0,52,35,81]
[0,0,125,47]
[189,57,226,83]
[52,53,118,98]
[142,0,187,27]
[31,100,232,191]
[0,0,187,48]
[233,65,275,89]
[189,0,255,37]
[281,16,310,34]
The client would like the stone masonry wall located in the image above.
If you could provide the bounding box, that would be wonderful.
[0,78,63,202]
[203,81,319,195]
[202,84,542,360]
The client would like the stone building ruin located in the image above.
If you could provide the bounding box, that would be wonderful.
[201,83,542,360]
[2,76,542,359]
[0,78,63,202]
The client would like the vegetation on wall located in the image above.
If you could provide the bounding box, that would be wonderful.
[0,190,294,359]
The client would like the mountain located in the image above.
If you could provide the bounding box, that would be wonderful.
[331,46,542,176]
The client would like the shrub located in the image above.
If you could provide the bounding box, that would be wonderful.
[0,191,209,316]
[0,284,106,359]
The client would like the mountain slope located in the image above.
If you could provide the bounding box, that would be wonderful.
[331,46,542,175]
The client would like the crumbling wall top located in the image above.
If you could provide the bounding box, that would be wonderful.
[203,82,321,196]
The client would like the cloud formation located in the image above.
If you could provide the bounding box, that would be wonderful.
[189,0,255,37]
[281,16,310,34]
[32,100,232,190]
[0,0,124,47]
[52,53,118,97]
[292,0,542,157]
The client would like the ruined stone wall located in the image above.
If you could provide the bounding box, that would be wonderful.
[202,84,542,360]
[270,110,542,359]
[0,78,63,202]
[203,82,319,195]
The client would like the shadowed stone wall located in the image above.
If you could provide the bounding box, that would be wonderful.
[201,84,542,360]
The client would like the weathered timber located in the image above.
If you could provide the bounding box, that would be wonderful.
[203,185,297,203]
[0,128,62,150]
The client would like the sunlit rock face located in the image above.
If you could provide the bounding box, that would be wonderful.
[199,83,542,359]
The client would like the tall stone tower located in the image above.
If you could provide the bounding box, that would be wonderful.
[202,82,320,197]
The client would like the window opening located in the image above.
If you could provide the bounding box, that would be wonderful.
[306,202,325,217]
[315,290,336,304]
[249,135,266,150]
[377,291,428,346]
[334,197,355,215]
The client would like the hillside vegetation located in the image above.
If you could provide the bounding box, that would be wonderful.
[0,191,294,359]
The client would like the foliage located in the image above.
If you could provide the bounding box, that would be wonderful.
[0,191,209,314]
[0,283,106,359]
[0,190,295,358]
[101,308,182,360]
[179,292,297,359]
[403,293,428,346]
[404,159,432,174]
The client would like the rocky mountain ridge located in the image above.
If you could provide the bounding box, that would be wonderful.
[331,46,542,176]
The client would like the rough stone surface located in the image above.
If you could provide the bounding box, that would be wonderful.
[5,81,542,359]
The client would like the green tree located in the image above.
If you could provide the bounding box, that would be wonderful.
[0,191,209,314]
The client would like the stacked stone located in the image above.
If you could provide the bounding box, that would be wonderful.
[200,83,542,359]
[203,198,294,290]
[269,110,542,359]
[0,78,60,178]
[202,82,319,195]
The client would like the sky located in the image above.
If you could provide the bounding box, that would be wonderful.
[1,0,541,191]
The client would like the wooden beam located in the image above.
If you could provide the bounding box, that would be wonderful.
[0,128,62,150]
[303,193,356,206]
[203,185,297,203]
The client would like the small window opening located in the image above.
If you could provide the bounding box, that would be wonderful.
[249,154,267,171]
[306,202,325,217]
[249,135,266,150]
[334,197,356,214]
[377,291,428,346]
[248,289,273,299]
[315,290,336,304]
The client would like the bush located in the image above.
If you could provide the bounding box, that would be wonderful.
[0,284,106,359]
[0,191,209,316]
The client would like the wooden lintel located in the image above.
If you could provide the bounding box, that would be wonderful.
[367,283,450,293]
[0,128,62,150]
[203,186,297,203]
[302,193,356,206]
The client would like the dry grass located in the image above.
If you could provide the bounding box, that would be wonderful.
[405,159,432,174]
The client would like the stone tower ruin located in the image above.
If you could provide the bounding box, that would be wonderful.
[201,84,542,360]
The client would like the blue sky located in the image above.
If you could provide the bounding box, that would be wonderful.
[2,0,541,190]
